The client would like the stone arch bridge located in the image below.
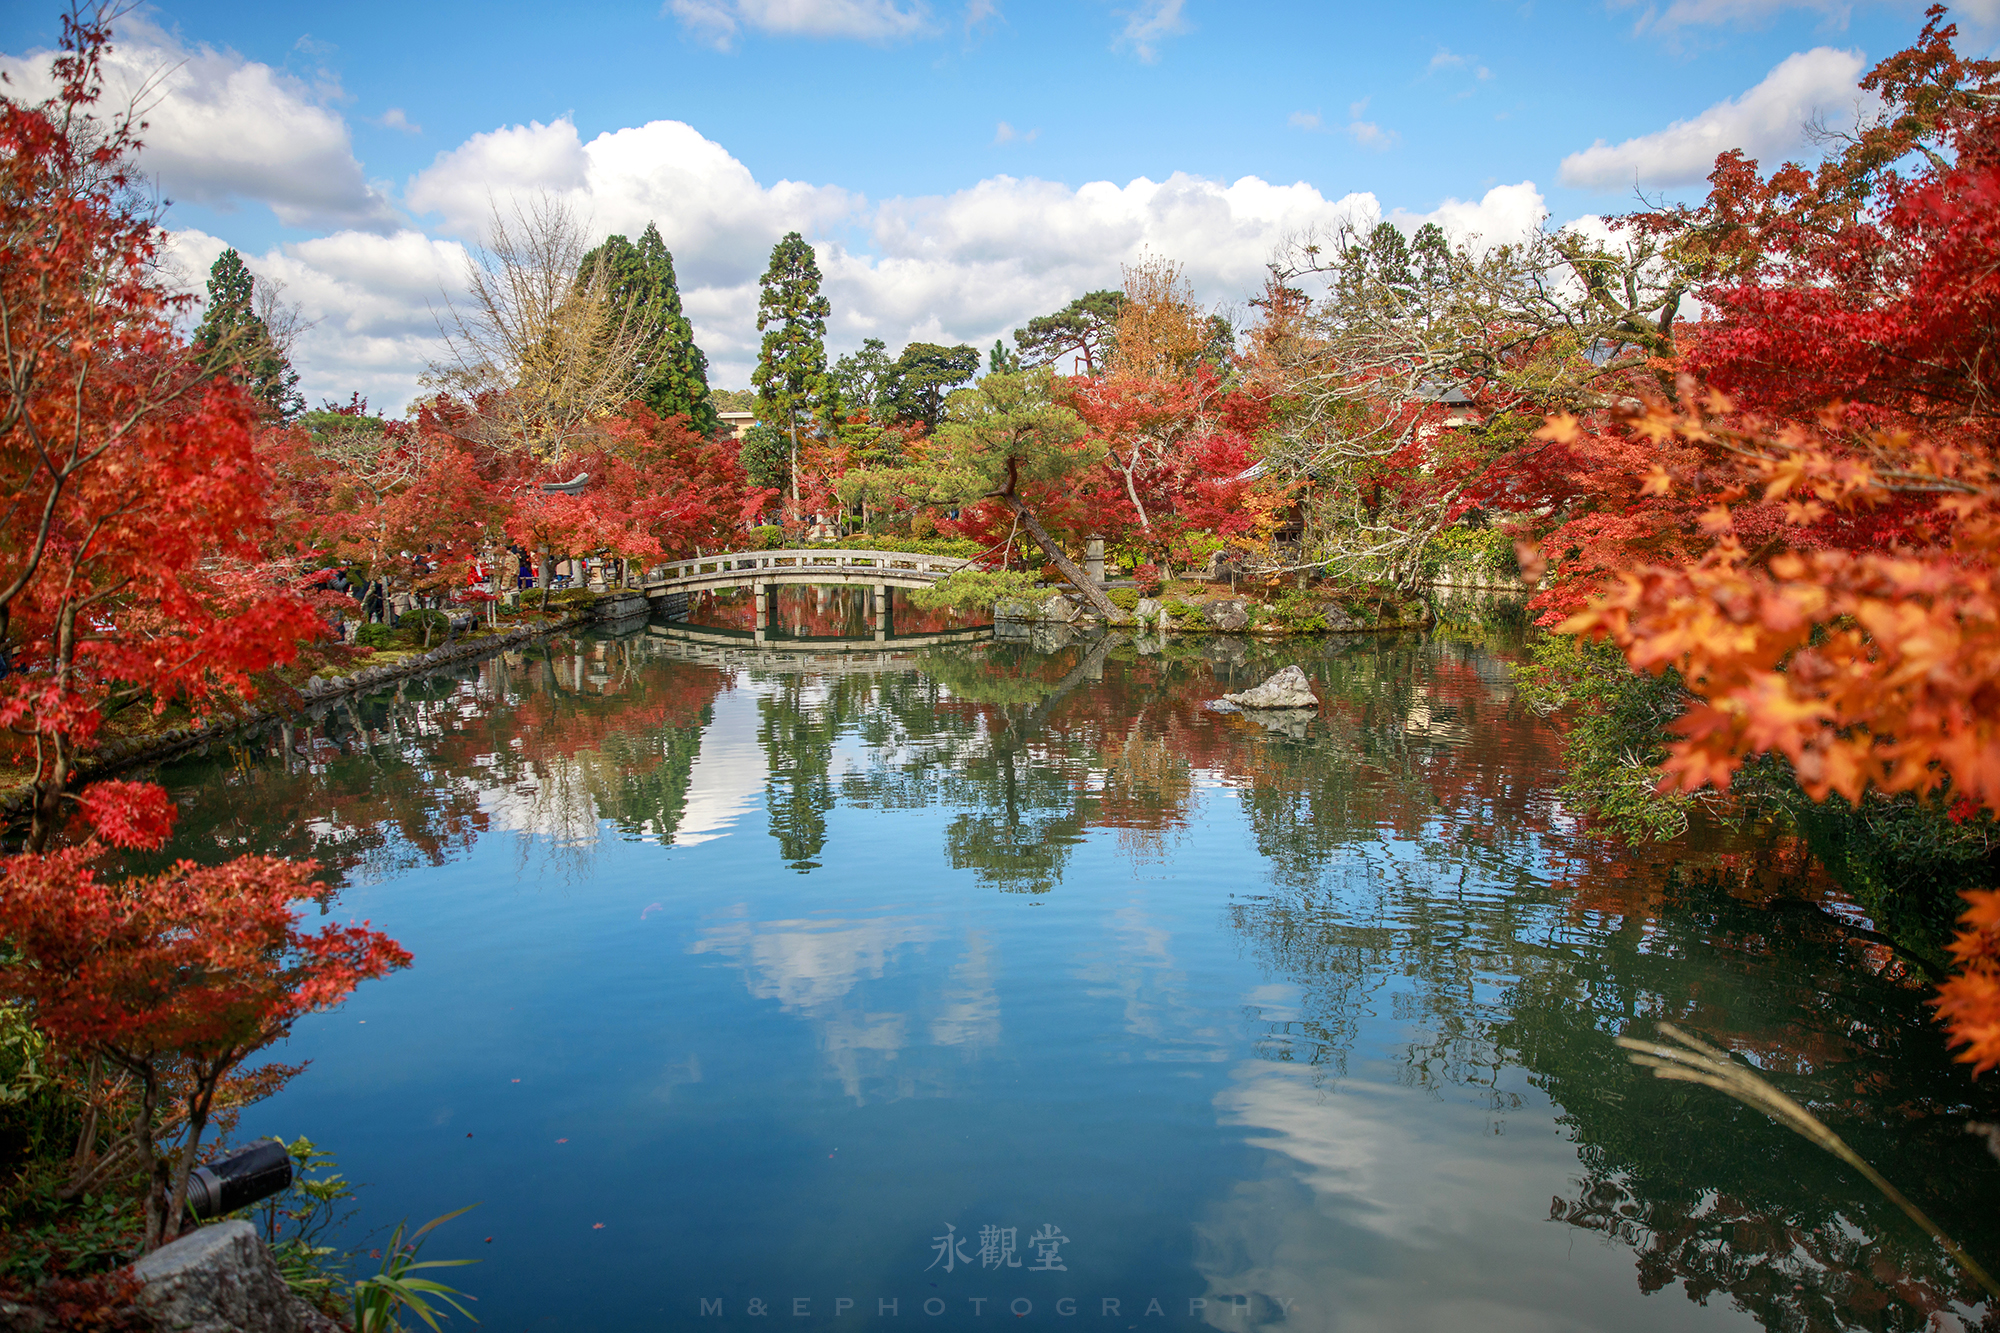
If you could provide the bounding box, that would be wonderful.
[643,547,972,641]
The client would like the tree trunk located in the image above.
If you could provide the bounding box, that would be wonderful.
[138,1066,167,1252]
[787,410,800,526]
[1119,450,1151,535]
[993,493,1119,620]
[65,1053,103,1189]
[162,1057,227,1247]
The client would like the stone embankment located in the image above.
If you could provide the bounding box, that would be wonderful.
[1426,569,1536,623]
[0,592,652,818]
[996,589,1429,636]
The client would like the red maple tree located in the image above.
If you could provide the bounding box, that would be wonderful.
[1067,366,1273,567]
[0,10,323,849]
[1560,14,2000,1070]
[0,11,412,1257]
[0,801,409,1250]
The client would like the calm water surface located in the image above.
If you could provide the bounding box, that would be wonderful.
[148,601,2000,1332]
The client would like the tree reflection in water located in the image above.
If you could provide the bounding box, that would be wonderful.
[145,621,2000,1332]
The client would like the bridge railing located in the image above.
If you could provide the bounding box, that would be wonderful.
[648,548,972,585]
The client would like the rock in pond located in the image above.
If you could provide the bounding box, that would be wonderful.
[1221,664,1319,709]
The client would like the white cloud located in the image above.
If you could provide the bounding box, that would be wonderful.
[993,120,1038,144]
[403,117,1440,391]
[1345,98,1398,151]
[121,73,1545,413]
[1390,181,1548,250]
[0,17,399,231]
[1198,1060,1700,1328]
[1347,119,1396,149]
[1293,102,1399,148]
[666,0,937,49]
[373,107,422,134]
[164,225,470,414]
[1622,0,1847,32]
[1428,47,1492,80]
[264,108,1548,408]
[404,117,860,291]
[963,0,1003,31]
[1560,46,1868,190]
[1114,0,1190,61]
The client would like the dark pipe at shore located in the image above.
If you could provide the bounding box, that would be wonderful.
[184,1138,292,1220]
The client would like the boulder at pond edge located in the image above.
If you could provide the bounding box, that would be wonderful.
[133,1221,343,1333]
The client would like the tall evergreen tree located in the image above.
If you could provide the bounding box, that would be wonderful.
[193,249,302,421]
[751,232,832,520]
[579,222,720,436]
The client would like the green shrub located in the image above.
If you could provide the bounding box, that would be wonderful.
[399,609,448,635]
[241,1137,358,1311]
[1269,589,1328,632]
[349,1207,480,1333]
[907,569,1043,611]
[1781,783,2000,961]
[1514,634,1698,843]
[1106,586,1141,611]
[750,525,786,550]
[354,624,395,650]
[1422,523,1518,578]
[824,534,984,558]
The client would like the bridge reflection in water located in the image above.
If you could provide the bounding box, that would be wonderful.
[658,580,990,651]
[646,620,992,673]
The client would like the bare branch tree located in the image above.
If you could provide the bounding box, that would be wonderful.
[1243,214,1693,589]
[253,275,316,359]
[425,194,649,465]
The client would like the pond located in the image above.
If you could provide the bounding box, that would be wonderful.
[147,600,2000,1332]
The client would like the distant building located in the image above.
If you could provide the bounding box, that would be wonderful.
[719,411,756,441]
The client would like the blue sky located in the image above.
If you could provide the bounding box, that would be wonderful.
[0,0,1977,409]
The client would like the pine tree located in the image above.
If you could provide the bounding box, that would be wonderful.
[832,337,893,419]
[579,223,720,436]
[751,232,833,521]
[192,249,302,422]
[881,342,980,431]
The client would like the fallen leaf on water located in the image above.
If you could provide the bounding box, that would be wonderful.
[593,1223,605,1230]
[556,1138,568,1143]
